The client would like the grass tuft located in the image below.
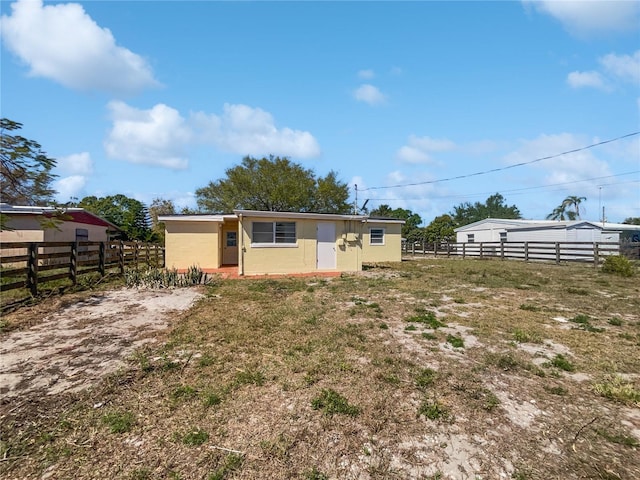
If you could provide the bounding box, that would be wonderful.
[311,388,360,416]
[593,375,640,405]
[102,411,135,434]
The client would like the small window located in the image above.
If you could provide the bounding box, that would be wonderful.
[252,221,296,244]
[370,228,385,245]
[75,228,89,241]
[499,232,507,242]
[467,233,475,243]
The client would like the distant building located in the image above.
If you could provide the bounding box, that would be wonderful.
[0,203,120,244]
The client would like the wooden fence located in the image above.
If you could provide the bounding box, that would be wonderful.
[402,240,640,266]
[0,241,164,296]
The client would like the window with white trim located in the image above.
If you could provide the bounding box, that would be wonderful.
[369,227,385,245]
[467,233,475,243]
[499,232,507,242]
[252,221,296,244]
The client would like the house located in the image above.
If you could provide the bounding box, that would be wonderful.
[159,210,404,275]
[0,203,120,243]
[455,218,640,244]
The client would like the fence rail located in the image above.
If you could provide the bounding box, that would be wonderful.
[402,240,640,265]
[1,240,164,296]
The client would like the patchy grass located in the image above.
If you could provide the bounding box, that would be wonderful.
[593,375,640,406]
[101,410,135,434]
[2,258,639,480]
[311,389,360,417]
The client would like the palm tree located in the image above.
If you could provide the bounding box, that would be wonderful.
[561,195,586,220]
[546,195,586,221]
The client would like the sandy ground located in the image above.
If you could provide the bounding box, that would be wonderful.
[0,288,202,399]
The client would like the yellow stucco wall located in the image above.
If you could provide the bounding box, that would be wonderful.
[164,220,220,270]
[361,222,403,263]
[239,216,363,275]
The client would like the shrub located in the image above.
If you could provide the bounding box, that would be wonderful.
[125,265,208,288]
[601,255,634,277]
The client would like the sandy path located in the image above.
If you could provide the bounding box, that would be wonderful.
[0,288,202,400]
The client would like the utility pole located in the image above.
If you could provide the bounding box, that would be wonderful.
[598,186,602,222]
[354,184,358,214]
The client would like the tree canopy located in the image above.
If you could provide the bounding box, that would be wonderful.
[149,197,176,242]
[423,214,457,243]
[450,193,521,226]
[622,217,640,225]
[79,194,153,241]
[369,204,423,241]
[195,156,351,214]
[1,118,57,205]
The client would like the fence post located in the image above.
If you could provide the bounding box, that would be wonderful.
[154,243,159,267]
[411,242,415,256]
[555,242,560,265]
[524,242,529,262]
[479,242,484,259]
[99,242,106,276]
[500,241,505,260]
[433,241,437,257]
[145,242,150,266]
[27,242,39,296]
[593,242,599,268]
[118,241,125,274]
[70,241,78,285]
[462,243,466,259]
[447,242,451,258]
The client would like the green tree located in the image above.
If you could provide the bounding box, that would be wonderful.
[369,204,423,241]
[1,118,57,205]
[79,194,153,241]
[546,195,586,221]
[424,214,457,243]
[622,217,640,225]
[195,156,351,214]
[148,197,176,243]
[451,193,521,226]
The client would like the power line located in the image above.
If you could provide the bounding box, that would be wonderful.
[366,171,640,202]
[360,131,640,191]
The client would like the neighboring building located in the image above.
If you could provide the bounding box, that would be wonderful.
[0,203,120,243]
[455,218,640,244]
[159,210,404,275]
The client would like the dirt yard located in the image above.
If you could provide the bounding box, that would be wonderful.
[1,259,638,480]
[0,288,202,399]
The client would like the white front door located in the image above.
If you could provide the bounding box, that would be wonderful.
[223,230,238,265]
[317,222,336,269]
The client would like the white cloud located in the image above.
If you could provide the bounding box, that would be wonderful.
[105,101,192,169]
[0,0,159,94]
[566,70,609,90]
[53,152,93,201]
[566,50,639,91]
[56,152,93,176]
[396,135,456,164]
[105,101,321,167]
[54,175,87,202]
[353,84,386,105]
[193,103,320,158]
[600,50,640,84]
[358,69,375,79]
[523,0,640,37]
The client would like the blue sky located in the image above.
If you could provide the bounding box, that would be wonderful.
[1,0,639,223]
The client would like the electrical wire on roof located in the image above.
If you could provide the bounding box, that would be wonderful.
[359,131,640,192]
